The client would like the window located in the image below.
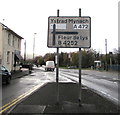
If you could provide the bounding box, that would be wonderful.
[18,39,20,48]
[7,51,10,64]
[12,35,14,46]
[8,33,11,45]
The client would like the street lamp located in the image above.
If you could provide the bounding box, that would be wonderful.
[33,33,37,61]
[105,39,108,71]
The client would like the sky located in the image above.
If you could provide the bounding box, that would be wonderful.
[0,0,119,58]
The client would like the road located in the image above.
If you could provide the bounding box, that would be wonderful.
[1,68,73,113]
[59,69,119,105]
[1,67,119,113]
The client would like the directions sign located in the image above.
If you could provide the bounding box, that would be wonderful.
[47,16,91,48]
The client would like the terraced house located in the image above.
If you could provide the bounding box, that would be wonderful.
[0,23,23,72]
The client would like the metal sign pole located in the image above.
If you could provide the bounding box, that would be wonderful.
[78,48,82,106]
[48,8,91,106]
[56,47,59,104]
[56,9,59,104]
[78,8,82,106]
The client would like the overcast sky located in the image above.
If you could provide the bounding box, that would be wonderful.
[0,0,119,58]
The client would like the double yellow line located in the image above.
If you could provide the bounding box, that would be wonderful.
[0,83,46,114]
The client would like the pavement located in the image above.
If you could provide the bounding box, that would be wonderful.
[11,68,30,80]
[8,82,119,114]
[7,68,119,114]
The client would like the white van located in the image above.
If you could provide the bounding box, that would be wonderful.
[45,61,55,71]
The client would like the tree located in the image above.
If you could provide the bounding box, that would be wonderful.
[44,53,55,62]
[81,49,95,68]
[71,52,79,67]
[59,52,69,67]
[34,56,45,66]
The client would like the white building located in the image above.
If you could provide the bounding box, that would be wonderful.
[0,23,23,72]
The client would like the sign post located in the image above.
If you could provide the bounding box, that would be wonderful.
[56,9,59,104]
[47,9,91,106]
[78,8,82,106]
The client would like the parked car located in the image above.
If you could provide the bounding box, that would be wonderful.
[0,66,12,84]
[22,63,33,70]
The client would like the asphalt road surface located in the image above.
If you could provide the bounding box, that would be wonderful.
[1,67,119,113]
[1,68,73,113]
[59,68,119,105]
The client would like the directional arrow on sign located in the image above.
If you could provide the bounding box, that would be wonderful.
[52,24,78,45]
[51,31,78,34]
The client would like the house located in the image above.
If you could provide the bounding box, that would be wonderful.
[0,23,23,72]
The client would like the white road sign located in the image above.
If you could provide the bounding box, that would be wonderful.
[47,16,91,48]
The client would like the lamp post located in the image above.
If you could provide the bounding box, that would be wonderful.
[24,40,26,61]
[33,33,37,61]
[105,39,108,71]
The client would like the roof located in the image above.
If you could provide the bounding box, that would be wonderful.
[0,22,24,39]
